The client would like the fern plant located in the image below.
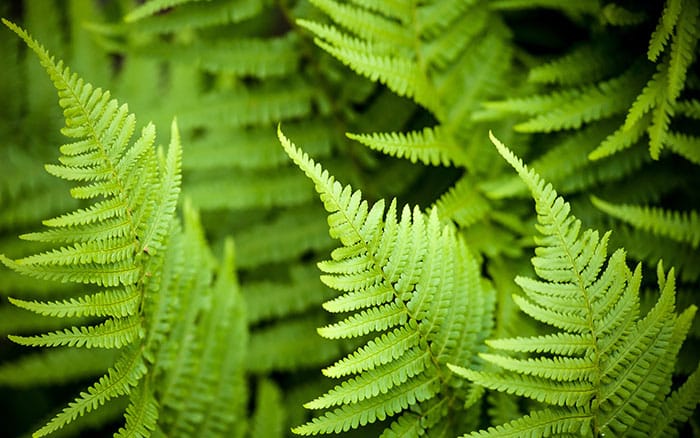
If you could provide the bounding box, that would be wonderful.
[449,133,700,436]
[0,20,247,437]
[278,127,495,436]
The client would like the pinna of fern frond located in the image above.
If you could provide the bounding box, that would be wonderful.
[448,132,700,437]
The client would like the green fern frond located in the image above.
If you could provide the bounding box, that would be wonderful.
[667,0,699,100]
[648,0,683,61]
[279,127,493,435]
[592,197,700,247]
[449,133,700,437]
[513,66,648,132]
[0,19,196,436]
[300,0,515,188]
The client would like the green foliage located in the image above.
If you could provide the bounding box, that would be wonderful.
[1,0,699,437]
[449,134,700,436]
[279,128,494,435]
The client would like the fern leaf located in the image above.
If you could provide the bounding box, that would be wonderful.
[450,133,700,436]
[514,67,647,132]
[347,126,467,166]
[8,288,139,318]
[648,0,683,61]
[667,0,699,100]
[9,316,141,349]
[308,0,412,47]
[279,127,493,435]
[592,197,700,247]
[460,407,591,437]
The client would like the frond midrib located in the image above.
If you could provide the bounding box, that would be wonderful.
[539,197,602,432]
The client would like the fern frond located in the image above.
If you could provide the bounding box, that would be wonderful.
[667,0,699,100]
[450,133,700,436]
[9,316,141,349]
[648,0,683,61]
[514,66,648,132]
[592,197,700,247]
[279,127,493,435]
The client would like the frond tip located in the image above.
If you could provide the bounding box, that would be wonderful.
[450,133,700,437]
[278,126,494,436]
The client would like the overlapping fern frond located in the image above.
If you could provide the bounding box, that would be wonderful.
[0,18,180,436]
[300,0,515,171]
[0,21,248,437]
[487,0,700,163]
[449,133,700,437]
[279,127,495,436]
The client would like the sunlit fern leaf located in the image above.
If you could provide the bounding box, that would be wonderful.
[8,288,140,319]
[0,19,185,437]
[448,132,700,437]
[667,0,699,100]
[347,126,468,167]
[279,127,493,436]
[592,196,700,248]
[648,0,683,61]
[512,66,649,132]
